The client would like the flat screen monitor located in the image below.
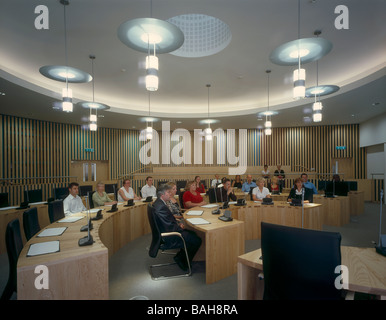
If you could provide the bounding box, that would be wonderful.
[0,193,9,208]
[55,187,69,200]
[79,185,93,197]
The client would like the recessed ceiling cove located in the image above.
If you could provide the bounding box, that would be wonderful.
[167,14,232,58]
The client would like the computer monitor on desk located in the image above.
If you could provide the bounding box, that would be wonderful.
[24,189,43,203]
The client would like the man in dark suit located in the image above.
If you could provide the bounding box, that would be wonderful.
[153,184,202,271]
[216,178,237,203]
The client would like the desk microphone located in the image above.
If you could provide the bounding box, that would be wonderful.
[79,192,94,246]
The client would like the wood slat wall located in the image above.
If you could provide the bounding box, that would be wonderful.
[1,114,371,204]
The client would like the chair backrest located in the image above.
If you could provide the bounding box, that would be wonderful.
[88,191,96,209]
[147,204,161,258]
[261,222,342,300]
[3,219,23,298]
[208,188,216,203]
[0,192,9,208]
[48,200,65,223]
[54,187,69,200]
[179,191,185,209]
[23,207,41,241]
[79,185,93,197]
[24,189,43,203]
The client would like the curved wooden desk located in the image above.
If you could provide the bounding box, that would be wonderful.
[183,207,245,284]
[229,200,323,240]
[17,201,149,300]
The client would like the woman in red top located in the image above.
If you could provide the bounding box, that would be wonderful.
[194,176,206,194]
[183,181,207,209]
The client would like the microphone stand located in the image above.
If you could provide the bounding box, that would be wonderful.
[301,187,305,229]
[375,189,386,256]
[79,192,94,246]
[212,185,221,214]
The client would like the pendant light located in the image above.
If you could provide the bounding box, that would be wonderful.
[146,92,153,140]
[39,1,92,112]
[293,0,306,100]
[264,70,272,136]
[312,59,322,122]
[205,84,213,141]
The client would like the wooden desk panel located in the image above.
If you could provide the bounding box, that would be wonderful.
[348,191,365,216]
[234,201,323,240]
[17,201,149,300]
[184,207,245,284]
[314,195,350,226]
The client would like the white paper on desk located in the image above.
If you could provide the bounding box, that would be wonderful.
[37,227,67,237]
[186,218,210,225]
[186,210,204,216]
[228,201,237,205]
[57,216,84,223]
[82,208,102,214]
[0,206,19,211]
[27,240,60,257]
[201,204,218,208]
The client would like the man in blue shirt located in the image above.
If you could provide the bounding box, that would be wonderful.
[301,173,318,194]
[242,174,257,193]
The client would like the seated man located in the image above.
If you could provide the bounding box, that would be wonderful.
[63,182,86,216]
[242,174,257,193]
[211,174,222,188]
[301,173,318,194]
[153,184,202,271]
[216,178,237,202]
[141,176,157,198]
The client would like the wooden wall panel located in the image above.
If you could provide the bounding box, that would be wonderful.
[0,114,371,204]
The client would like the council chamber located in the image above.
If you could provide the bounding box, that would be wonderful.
[0,0,385,305]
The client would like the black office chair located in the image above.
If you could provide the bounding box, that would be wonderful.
[54,187,68,200]
[261,222,342,300]
[207,188,217,203]
[88,191,96,209]
[147,204,191,280]
[48,200,65,223]
[23,207,41,241]
[0,192,9,208]
[1,219,23,300]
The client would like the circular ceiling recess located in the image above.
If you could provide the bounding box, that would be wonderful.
[167,14,232,58]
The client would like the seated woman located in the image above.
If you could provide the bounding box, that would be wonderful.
[232,175,243,188]
[252,177,271,201]
[166,181,183,219]
[92,182,117,207]
[194,176,206,194]
[287,178,310,203]
[118,179,141,202]
[183,181,207,209]
[269,176,281,194]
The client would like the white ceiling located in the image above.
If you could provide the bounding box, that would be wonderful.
[0,0,385,131]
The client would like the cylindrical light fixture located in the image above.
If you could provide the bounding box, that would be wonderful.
[293,68,306,99]
[62,87,73,112]
[204,127,212,141]
[312,101,323,111]
[264,120,272,128]
[146,68,159,91]
[264,128,272,136]
[146,55,159,70]
[89,122,97,131]
[313,112,322,122]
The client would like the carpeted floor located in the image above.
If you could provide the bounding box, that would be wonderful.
[1,202,385,300]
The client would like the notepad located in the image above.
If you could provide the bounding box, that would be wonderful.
[228,201,237,205]
[27,240,60,257]
[186,218,211,225]
[201,204,218,208]
[186,210,203,216]
[37,227,67,237]
[57,216,84,223]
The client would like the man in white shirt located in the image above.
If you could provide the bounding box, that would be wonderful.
[211,174,222,188]
[141,176,157,198]
[63,182,86,216]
